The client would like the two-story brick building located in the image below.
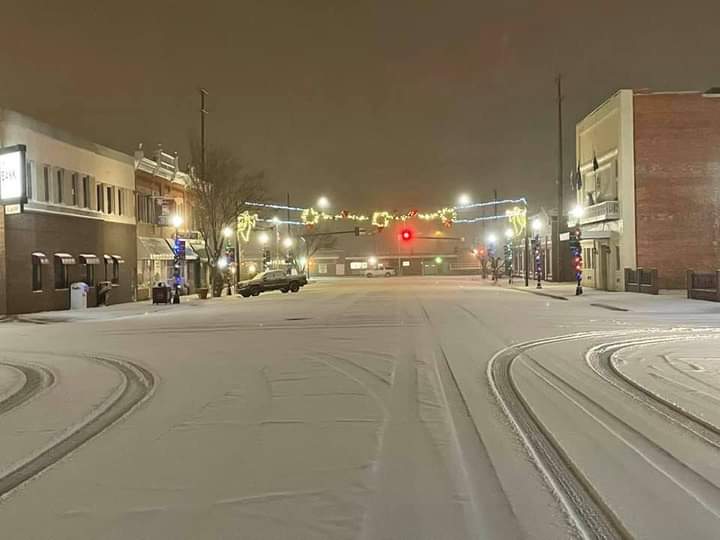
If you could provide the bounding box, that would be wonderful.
[0,108,136,315]
[573,88,720,290]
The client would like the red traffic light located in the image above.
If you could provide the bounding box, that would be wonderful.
[400,229,413,241]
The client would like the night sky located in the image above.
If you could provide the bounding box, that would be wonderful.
[2,1,718,212]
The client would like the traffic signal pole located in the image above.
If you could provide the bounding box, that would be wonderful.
[524,203,530,287]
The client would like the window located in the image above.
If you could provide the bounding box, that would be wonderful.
[117,188,124,216]
[616,246,621,271]
[112,261,119,284]
[96,184,104,212]
[83,176,91,208]
[106,186,113,214]
[56,169,64,203]
[402,260,410,267]
[43,166,50,202]
[31,253,48,292]
[26,161,33,200]
[318,263,328,274]
[54,261,68,289]
[350,261,368,270]
[71,173,78,206]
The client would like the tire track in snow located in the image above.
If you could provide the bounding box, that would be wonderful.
[489,329,720,540]
[0,355,154,500]
[488,331,631,540]
[587,334,720,448]
[0,363,54,417]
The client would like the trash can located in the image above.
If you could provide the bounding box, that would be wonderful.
[70,282,89,310]
[97,281,112,307]
[152,282,170,304]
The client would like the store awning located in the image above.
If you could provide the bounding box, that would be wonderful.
[165,239,199,261]
[79,253,100,265]
[54,253,76,265]
[189,240,208,262]
[137,237,175,261]
[111,254,125,264]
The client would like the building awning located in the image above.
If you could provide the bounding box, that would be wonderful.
[189,240,207,261]
[111,255,125,264]
[137,237,175,261]
[165,239,199,261]
[79,254,100,265]
[54,253,76,265]
[32,252,50,265]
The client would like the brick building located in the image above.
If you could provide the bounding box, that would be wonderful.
[134,145,207,300]
[573,89,720,290]
[0,108,136,314]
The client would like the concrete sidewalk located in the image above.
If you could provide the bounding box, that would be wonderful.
[504,280,720,314]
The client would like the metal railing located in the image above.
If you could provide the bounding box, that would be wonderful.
[580,200,620,224]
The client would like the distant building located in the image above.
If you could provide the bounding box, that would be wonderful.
[573,88,720,290]
[0,109,136,314]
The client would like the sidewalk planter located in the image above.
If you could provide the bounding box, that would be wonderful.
[624,268,659,294]
[197,288,209,300]
[686,270,720,302]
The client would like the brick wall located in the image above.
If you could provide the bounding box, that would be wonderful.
[4,211,136,314]
[633,93,720,289]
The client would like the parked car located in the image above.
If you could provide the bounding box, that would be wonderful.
[237,270,308,297]
[365,265,396,278]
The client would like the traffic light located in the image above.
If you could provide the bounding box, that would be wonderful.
[400,229,413,242]
[568,227,583,294]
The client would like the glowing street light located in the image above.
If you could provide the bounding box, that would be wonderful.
[271,216,280,224]
[368,256,378,266]
[570,205,584,220]
[282,237,294,249]
[248,263,257,274]
[505,228,514,239]
[532,218,542,233]
[435,256,443,264]
[458,193,471,207]
[317,196,330,210]
[171,215,183,229]
[257,231,270,245]
[223,226,233,238]
[217,256,228,270]
[486,233,497,244]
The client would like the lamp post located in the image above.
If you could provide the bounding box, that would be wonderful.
[171,214,183,304]
[258,230,271,270]
[223,226,235,295]
[532,218,543,289]
[504,228,514,284]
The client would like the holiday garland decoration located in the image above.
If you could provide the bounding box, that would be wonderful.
[237,211,257,242]
[239,197,528,235]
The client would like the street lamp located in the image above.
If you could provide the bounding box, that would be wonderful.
[282,237,293,249]
[532,218,542,233]
[505,228,514,239]
[458,193,471,207]
[257,232,270,245]
[217,256,228,270]
[223,226,233,238]
[486,233,497,245]
[368,256,378,267]
[317,196,330,210]
[171,215,184,304]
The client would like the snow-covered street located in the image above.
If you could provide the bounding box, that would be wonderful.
[1,277,720,539]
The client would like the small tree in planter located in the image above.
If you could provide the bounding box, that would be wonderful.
[187,144,265,297]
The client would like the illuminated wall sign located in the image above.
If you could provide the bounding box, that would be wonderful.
[0,145,27,206]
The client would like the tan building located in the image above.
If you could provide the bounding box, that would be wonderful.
[573,88,720,290]
[0,109,136,315]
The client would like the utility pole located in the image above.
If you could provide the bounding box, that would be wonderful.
[554,74,564,283]
[200,88,208,180]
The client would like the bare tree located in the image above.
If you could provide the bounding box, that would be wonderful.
[300,226,338,277]
[187,143,265,296]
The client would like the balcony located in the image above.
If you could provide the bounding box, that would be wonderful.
[580,200,620,225]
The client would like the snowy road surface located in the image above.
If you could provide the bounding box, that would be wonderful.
[1,277,720,539]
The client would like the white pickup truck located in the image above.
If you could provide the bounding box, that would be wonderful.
[365,265,396,278]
